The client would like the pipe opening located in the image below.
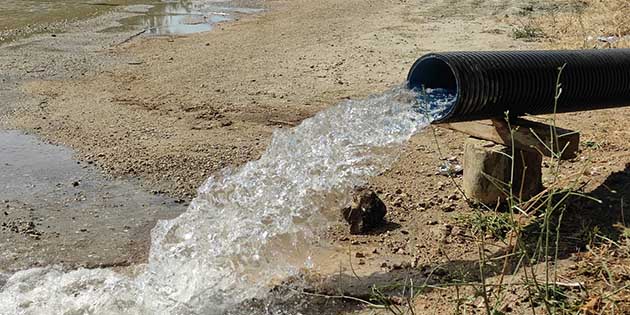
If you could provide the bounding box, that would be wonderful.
[407,56,459,122]
[407,57,457,92]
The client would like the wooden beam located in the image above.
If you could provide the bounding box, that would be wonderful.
[438,118,579,160]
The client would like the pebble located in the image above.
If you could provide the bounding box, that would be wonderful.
[441,204,455,212]
[393,198,403,207]
[451,226,464,236]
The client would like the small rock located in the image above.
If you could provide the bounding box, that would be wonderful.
[341,187,387,234]
[389,296,405,305]
[427,220,438,225]
[72,181,80,187]
[451,226,464,236]
[355,252,366,258]
[441,203,457,212]
[393,198,403,207]
[438,161,463,176]
[431,224,453,240]
[443,224,453,236]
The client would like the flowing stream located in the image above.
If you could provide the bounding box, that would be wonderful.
[0,87,454,314]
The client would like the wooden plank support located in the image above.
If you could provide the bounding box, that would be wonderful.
[438,118,580,160]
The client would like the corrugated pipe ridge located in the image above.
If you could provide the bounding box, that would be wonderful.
[407,49,630,123]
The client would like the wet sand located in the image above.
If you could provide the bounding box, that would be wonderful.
[0,130,184,272]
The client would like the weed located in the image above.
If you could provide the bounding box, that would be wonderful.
[512,24,545,40]
[513,0,630,49]
[455,212,513,241]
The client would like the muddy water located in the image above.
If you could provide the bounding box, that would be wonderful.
[0,0,263,41]
[0,1,147,35]
[0,130,186,272]
[106,1,263,35]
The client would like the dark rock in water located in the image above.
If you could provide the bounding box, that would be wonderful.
[341,188,387,234]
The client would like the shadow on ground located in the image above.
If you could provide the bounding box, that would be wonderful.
[252,163,630,312]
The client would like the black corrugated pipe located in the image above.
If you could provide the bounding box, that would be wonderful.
[407,49,630,123]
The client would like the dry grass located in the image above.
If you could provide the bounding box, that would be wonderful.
[511,0,630,49]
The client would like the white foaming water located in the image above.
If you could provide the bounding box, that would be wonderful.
[0,87,450,314]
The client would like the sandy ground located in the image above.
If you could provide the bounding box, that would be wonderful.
[2,0,629,314]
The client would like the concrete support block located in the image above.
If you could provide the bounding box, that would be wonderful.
[463,137,543,205]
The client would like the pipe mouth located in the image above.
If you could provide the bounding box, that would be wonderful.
[407,54,459,122]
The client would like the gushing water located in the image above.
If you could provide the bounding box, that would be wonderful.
[0,87,454,314]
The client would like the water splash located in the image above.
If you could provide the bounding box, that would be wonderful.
[412,87,457,121]
[0,87,450,314]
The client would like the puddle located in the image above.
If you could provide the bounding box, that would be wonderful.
[0,130,185,272]
[107,0,264,35]
[0,0,264,43]
[0,0,150,43]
